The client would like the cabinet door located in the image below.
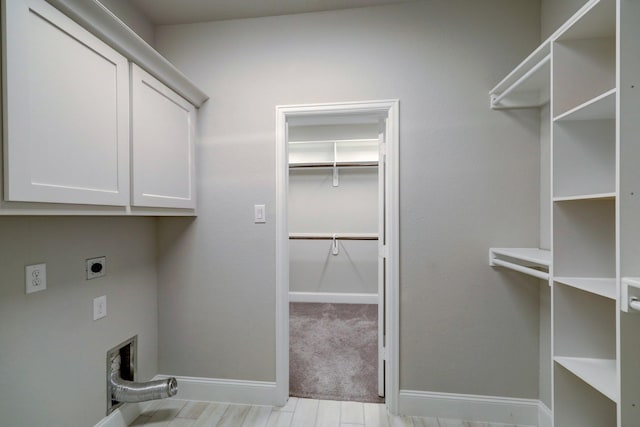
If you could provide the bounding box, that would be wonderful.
[131,64,196,209]
[2,0,130,206]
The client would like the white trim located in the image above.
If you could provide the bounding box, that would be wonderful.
[275,106,290,406]
[276,99,400,412]
[44,0,208,107]
[398,390,540,426]
[538,401,553,427]
[289,291,378,304]
[93,402,151,427]
[153,375,279,406]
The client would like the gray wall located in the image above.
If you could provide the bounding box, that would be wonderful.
[98,0,155,46]
[0,217,158,426]
[541,0,589,39]
[155,0,542,399]
[289,240,378,294]
[289,168,378,294]
[289,169,378,234]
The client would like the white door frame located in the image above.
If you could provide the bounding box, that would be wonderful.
[275,99,400,413]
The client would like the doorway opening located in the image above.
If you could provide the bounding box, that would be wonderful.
[275,100,399,412]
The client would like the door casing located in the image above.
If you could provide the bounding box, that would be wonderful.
[275,99,400,413]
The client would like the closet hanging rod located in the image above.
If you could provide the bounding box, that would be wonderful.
[289,161,378,169]
[288,138,379,145]
[289,233,378,241]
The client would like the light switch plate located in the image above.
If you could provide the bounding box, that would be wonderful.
[25,263,47,294]
[93,295,107,320]
[254,204,266,223]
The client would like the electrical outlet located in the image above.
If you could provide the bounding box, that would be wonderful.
[25,263,47,294]
[93,295,107,320]
[86,256,106,280]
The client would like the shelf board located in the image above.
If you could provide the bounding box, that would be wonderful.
[490,248,551,266]
[622,277,640,288]
[554,277,616,300]
[554,88,616,121]
[554,0,616,42]
[489,248,551,280]
[289,233,378,240]
[489,46,550,109]
[289,161,378,169]
[554,357,617,402]
[553,192,616,202]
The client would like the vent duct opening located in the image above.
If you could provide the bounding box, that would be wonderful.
[106,336,178,415]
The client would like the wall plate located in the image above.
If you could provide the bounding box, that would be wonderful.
[87,256,106,280]
[25,263,47,294]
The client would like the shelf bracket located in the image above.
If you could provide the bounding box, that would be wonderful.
[332,142,339,187]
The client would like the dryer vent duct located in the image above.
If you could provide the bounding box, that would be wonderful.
[106,336,178,414]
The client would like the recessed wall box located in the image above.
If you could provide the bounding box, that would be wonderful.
[87,256,106,280]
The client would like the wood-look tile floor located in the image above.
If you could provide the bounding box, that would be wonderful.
[129,397,531,427]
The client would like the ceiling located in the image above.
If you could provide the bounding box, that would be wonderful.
[131,0,414,25]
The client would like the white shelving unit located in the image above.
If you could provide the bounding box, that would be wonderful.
[489,42,551,109]
[554,357,617,402]
[553,277,616,300]
[489,0,640,425]
[489,248,550,281]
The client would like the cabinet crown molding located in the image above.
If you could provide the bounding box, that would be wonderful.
[45,0,209,107]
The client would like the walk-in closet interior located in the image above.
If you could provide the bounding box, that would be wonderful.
[288,119,383,403]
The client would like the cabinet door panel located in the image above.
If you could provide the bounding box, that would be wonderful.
[3,0,129,205]
[131,64,196,209]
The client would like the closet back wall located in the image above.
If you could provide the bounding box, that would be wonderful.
[155,0,542,398]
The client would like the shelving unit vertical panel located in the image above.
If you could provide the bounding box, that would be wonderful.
[554,363,617,426]
[553,38,616,117]
[553,199,616,277]
[540,283,552,409]
[553,119,615,198]
[618,0,640,423]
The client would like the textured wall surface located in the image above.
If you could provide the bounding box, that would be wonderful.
[155,0,542,398]
[0,217,158,426]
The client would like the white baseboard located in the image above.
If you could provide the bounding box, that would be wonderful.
[154,375,279,406]
[289,291,378,304]
[398,390,540,426]
[93,401,153,427]
[538,402,552,427]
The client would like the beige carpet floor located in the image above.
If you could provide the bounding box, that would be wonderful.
[289,302,383,403]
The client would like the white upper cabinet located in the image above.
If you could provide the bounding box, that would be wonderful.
[131,64,196,209]
[3,0,130,206]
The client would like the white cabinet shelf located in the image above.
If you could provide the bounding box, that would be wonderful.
[554,357,617,402]
[0,0,206,215]
[554,88,616,121]
[489,248,550,280]
[554,277,616,300]
[45,0,208,107]
[489,47,550,109]
[3,0,130,206]
[489,0,636,425]
[131,64,196,209]
[553,192,616,202]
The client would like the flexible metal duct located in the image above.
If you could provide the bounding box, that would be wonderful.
[109,355,177,403]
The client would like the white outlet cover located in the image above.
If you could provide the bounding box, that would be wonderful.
[25,263,46,294]
[93,295,107,320]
